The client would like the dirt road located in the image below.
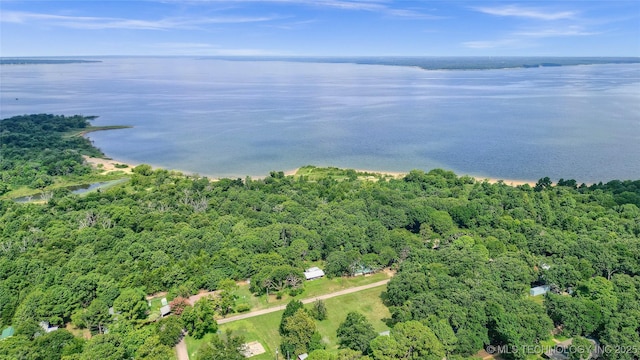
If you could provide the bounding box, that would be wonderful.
[217,279,390,324]
[175,337,189,360]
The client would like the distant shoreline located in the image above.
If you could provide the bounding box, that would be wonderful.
[2,56,639,70]
[201,55,640,71]
[0,59,101,65]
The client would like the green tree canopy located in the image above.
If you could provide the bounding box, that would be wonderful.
[336,312,378,354]
[281,308,320,356]
[182,298,217,339]
[112,288,148,321]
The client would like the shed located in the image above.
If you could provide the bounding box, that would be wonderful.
[0,326,14,340]
[297,354,308,360]
[39,321,58,333]
[530,285,550,296]
[379,330,391,336]
[160,304,172,317]
[304,267,325,280]
[354,265,374,276]
[161,298,168,306]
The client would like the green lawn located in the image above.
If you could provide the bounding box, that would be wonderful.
[146,293,177,321]
[311,286,391,351]
[529,294,545,305]
[148,298,164,317]
[233,272,391,313]
[186,310,283,360]
[187,285,390,360]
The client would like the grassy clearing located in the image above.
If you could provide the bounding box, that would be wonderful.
[311,286,391,351]
[529,294,545,305]
[186,310,282,360]
[294,166,398,182]
[147,297,170,318]
[233,272,391,312]
[186,285,390,360]
[2,186,47,199]
[65,323,91,340]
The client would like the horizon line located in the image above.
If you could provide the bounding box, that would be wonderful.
[2,55,640,58]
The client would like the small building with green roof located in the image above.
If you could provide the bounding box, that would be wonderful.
[0,326,15,340]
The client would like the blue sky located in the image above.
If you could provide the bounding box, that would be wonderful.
[1,0,639,56]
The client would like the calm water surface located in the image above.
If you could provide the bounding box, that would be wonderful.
[1,57,639,182]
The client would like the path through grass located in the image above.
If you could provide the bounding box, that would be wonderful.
[187,285,390,359]
[233,272,391,313]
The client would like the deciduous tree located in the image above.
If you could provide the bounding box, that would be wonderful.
[182,298,217,339]
[336,312,377,354]
[113,288,148,321]
[281,308,319,356]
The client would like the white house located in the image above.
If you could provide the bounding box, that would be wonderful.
[303,267,325,280]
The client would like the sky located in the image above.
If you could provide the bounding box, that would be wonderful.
[1,0,639,57]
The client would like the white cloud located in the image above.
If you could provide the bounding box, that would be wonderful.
[515,27,599,38]
[465,4,602,50]
[212,48,283,55]
[463,25,599,50]
[168,0,387,11]
[473,5,576,20]
[0,10,279,30]
[160,0,442,19]
[266,18,318,30]
[148,42,285,56]
[463,38,520,49]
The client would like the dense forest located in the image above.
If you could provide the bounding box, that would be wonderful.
[0,114,639,359]
[0,114,126,195]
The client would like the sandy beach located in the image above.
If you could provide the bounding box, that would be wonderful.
[474,177,537,187]
[346,168,407,178]
[82,156,536,187]
[293,166,536,186]
[82,155,134,175]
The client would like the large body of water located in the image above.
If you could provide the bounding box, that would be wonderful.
[1,57,639,182]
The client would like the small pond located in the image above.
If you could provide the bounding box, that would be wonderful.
[13,178,128,203]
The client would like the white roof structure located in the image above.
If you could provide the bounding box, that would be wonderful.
[160,305,171,317]
[530,285,550,296]
[304,267,325,280]
[39,322,58,333]
[298,354,308,360]
[46,326,59,333]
